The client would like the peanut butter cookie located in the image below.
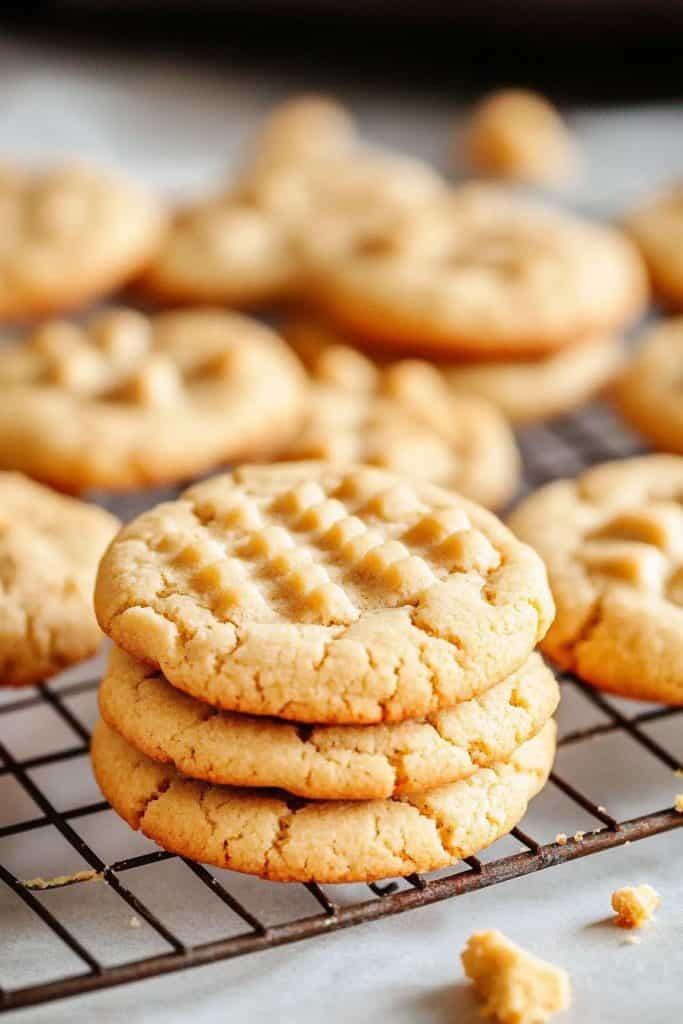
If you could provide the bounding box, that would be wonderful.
[99,646,558,799]
[311,184,647,359]
[0,163,163,321]
[95,463,554,723]
[92,717,555,883]
[0,473,119,686]
[0,309,304,491]
[509,455,683,703]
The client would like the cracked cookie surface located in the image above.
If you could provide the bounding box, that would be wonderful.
[615,318,683,453]
[310,183,647,359]
[95,462,554,723]
[99,646,558,799]
[0,163,163,321]
[0,473,119,686]
[509,455,683,703]
[0,308,304,492]
[92,717,555,882]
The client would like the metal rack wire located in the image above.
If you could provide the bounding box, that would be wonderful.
[2,402,682,1013]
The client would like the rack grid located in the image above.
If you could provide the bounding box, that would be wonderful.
[2,402,682,1013]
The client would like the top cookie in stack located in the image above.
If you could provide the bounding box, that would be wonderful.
[91,462,558,883]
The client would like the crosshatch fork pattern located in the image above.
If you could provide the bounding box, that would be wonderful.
[2,402,683,1013]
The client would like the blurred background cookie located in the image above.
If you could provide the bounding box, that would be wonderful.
[0,308,304,491]
[461,88,579,187]
[625,184,683,309]
[0,162,163,321]
[282,325,520,509]
[309,183,647,359]
[614,318,683,452]
[286,313,623,426]
[0,472,119,686]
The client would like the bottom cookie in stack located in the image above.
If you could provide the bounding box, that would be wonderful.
[92,648,558,883]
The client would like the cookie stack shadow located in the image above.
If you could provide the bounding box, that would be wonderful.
[91,463,559,884]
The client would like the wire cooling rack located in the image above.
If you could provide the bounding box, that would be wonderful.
[2,402,683,1013]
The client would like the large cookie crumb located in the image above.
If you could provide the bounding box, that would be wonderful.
[462,929,570,1024]
[611,884,661,929]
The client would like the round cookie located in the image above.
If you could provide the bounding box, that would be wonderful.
[615,318,683,452]
[508,455,683,704]
[0,308,304,492]
[139,195,300,308]
[625,184,683,309]
[99,647,559,800]
[141,150,442,310]
[442,339,622,425]
[281,382,520,510]
[0,473,119,686]
[0,163,163,321]
[286,313,622,427]
[95,462,555,724]
[92,717,556,883]
[310,183,647,359]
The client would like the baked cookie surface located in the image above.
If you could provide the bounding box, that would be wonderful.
[95,462,554,724]
[0,473,119,686]
[139,195,299,308]
[615,318,683,452]
[99,647,558,800]
[287,313,621,427]
[281,381,519,510]
[141,150,442,309]
[311,184,647,358]
[0,308,304,491]
[92,717,555,882]
[625,184,683,309]
[509,455,683,703]
[0,163,163,321]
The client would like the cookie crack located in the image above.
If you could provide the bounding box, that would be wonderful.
[136,774,172,830]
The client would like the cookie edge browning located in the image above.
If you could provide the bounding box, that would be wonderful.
[91,717,556,883]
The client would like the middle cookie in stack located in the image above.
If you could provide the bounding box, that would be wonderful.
[92,462,557,883]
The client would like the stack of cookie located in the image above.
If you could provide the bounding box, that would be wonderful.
[91,462,559,883]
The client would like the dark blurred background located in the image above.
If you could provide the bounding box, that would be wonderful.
[5,2,683,104]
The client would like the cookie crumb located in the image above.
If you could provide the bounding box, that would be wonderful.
[611,884,661,929]
[462,929,570,1024]
[674,768,683,778]
[573,830,585,842]
[674,794,683,812]
[621,934,642,947]
[597,805,607,814]
[129,915,141,929]
[555,833,568,846]
[21,869,101,891]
